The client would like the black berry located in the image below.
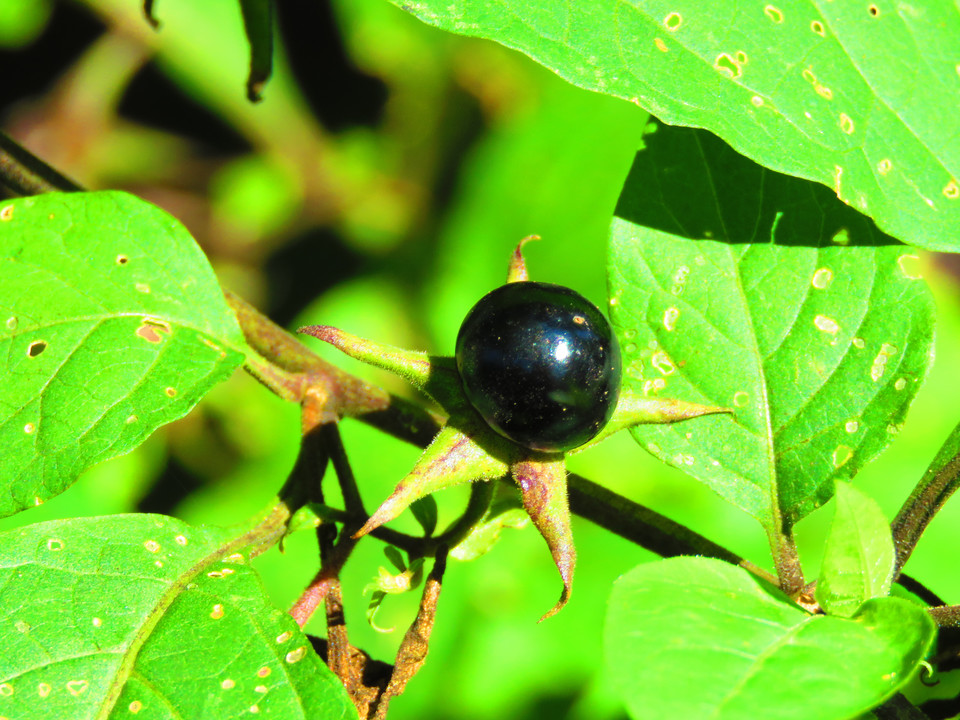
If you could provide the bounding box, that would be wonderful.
[455,281,621,452]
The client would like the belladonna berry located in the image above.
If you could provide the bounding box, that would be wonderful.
[455,281,622,453]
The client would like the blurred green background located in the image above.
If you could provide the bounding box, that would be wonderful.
[2,0,960,717]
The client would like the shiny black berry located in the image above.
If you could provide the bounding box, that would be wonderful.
[455,281,621,453]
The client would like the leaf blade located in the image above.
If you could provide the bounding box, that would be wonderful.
[0,515,354,720]
[0,192,247,516]
[605,557,935,720]
[387,0,960,250]
[816,482,896,617]
[608,122,935,527]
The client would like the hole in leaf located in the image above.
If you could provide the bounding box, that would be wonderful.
[663,12,682,30]
[868,4,879,16]
[117,254,129,265]
[27,340,47,357]
[811,20,825,35]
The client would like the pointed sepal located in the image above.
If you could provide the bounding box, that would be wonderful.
[574,389,731,452]
[512,457,575,621]
[297,324,432,389]
[506,235,540,283]
[354,425,509,538]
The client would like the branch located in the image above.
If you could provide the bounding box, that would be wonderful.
[891,420,960,580]
[567,473,777,586]
[0,130,82,195]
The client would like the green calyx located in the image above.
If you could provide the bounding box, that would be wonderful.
[298,239,728,619]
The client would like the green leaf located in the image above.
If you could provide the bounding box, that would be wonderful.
[387,0,960,251]
[410,495,438,537]
[0,191,247,517]
[450,484,529,562]
[605,557,935,720]
[0,515,354,719]
[816,482,896,617]
[383,545,407,573]
[239,0,274,101]
[608,121,935,527]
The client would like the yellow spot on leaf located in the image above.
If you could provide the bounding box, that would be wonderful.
[24,423,35,434]
[897,254,922,279]
[655,37,668,52]
[129,701,143,713]
[870,343,898,381]
[0,205,13,221]
[276,631,293,644]
[877,158,892,175]
[257,667,271,678]
[814,315,839,335]
[664,12,682,30]
[221,679,235,690]
[211,604,225,620]
[663,307,679,331]
[714,53,742,79]
[285,647,307,664]
[832,446,853,468]
[811,268,833,289]
[944,179,959,199]
[66,680,88,696]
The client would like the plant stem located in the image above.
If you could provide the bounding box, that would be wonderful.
[567,473,777,586]
[227,290,443,449]
[0,130,83,195]
[324,422,366,517]
[372,548,448,720]
[768,522,805,597]
[891,421,960,580]
[928,605,960,627]
[873,694,931,720]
